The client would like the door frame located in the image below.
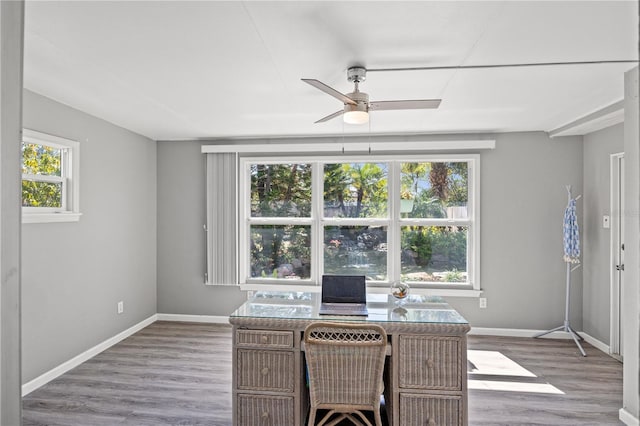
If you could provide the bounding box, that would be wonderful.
[610,152,624,359]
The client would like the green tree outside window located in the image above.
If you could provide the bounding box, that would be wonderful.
[22,143,64,208]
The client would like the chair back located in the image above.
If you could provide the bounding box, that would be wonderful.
[304,322,387,410]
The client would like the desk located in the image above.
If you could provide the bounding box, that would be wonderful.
[229,292,470,426]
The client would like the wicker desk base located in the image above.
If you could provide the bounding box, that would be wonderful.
[230,316,469,426]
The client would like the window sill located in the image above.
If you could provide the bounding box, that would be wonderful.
[240,283,320,293]
[22,212,82,224]
[239,283,482,298]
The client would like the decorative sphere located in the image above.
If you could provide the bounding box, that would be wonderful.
[390,281,410,301]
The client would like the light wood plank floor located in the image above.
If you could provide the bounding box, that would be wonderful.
[22,321,623,425]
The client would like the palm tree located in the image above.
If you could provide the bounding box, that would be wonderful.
[347,163,387,217]
[429,162,449,202]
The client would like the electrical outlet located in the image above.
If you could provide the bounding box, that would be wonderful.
[117,301,124,314]
[479,298,487,309]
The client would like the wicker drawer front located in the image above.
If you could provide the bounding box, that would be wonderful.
[236,330,294,349]
[400,393,462,426]
[238,394,295,426]
[399,335,461,390]
[237,349,294,392]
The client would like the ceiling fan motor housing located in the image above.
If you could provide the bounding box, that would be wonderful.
[346,68,369,112]
[346,90,369,104]
[344,90,369,113]
[343,90,369,124]
[344,101,368,114]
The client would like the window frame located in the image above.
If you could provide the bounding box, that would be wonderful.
[238,154,480,296]
[21,129,81,224]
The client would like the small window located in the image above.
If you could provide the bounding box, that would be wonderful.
[21,129,80,223]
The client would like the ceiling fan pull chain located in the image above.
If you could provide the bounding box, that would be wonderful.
[368,118,372,154]
[341,117,345,154]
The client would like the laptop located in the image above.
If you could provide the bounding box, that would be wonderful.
[318,275,368,316]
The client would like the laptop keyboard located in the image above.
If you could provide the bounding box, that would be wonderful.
[319,303,368,315]
[327,304,362,311]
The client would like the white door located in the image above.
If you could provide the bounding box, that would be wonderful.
[610,153,625,359]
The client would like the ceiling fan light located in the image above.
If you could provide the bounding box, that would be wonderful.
[343,103,369,124]
[344,110,369,124]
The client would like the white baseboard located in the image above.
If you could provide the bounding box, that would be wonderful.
[21,314,157,396]
[620,408,640,425]
[470,327,558,338]
[470,327,610,355]
[156,313,230,324]
[580,332,610,354]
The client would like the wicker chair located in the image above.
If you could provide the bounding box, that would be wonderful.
[304,322,387,426]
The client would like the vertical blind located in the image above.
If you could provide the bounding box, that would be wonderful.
[205,153,237,285]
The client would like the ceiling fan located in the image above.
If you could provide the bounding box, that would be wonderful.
[303,59,637,125]
[302,66,441,124]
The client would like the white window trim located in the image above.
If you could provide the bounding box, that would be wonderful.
[238,154,481,295]
[202,139,495,153]
[22,129,81,224]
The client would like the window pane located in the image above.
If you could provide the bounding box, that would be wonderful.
[401,226,467,283]
[250,225,311,279]
[324,162,388,218]
[22,180,62,208]
[22,143,62,177]
[324,226,387,280]
[250,164,311,217]
[400,162,468,219]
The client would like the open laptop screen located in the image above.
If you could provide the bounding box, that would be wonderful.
[321,275,366,304]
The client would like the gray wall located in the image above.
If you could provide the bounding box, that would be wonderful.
[1,1,24,423]
[448,132,583,329]
[21,90,158,382]
[581,123,624,345]
[157,132,585,331]
[157,141,246,315]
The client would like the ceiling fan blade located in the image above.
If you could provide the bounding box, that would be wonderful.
[302,79,357,105]
[315,109,344,123]
[366,59,639,73]
[369,99,441,111]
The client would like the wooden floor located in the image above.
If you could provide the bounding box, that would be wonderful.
[22,321,623,426]
[466,334,623,425]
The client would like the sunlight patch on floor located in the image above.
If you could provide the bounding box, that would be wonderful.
[468,379,565,394]
[468,349,536,377]
[468,350,565,395]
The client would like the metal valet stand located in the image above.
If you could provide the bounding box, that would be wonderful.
[534,186,586,356]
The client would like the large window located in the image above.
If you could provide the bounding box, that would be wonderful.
[239,155,479,292]
[21,129,80,223]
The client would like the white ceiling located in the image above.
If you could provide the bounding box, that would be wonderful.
[24,1,639,141]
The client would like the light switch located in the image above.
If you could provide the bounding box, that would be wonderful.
[603,215,610,229]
